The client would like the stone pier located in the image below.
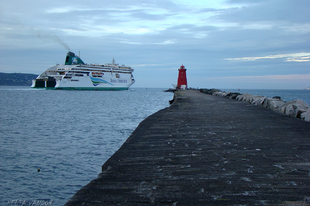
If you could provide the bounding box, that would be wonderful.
[65,90,310,205]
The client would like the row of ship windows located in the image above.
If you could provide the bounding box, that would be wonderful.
[64,80,128,83]
[64,73,122,78]
[55,70,131,75]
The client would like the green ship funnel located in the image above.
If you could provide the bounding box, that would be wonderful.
[65,51,85,65]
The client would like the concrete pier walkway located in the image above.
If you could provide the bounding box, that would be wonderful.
[65,90,310,205]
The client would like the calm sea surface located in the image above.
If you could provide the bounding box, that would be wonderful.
[0,87,173,206]
[1,87,310,205]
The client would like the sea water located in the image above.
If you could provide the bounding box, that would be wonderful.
[0,87,173,206]
[1,87,310,205]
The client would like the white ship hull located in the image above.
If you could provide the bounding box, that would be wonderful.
[54,71,134,90]
[31,52,135,90]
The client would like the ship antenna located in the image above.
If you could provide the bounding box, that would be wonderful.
[112,58,115,64]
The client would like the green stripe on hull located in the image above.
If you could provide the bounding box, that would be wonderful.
[53,87,129,91]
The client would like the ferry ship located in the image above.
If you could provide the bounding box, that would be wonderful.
[31,51,135,90]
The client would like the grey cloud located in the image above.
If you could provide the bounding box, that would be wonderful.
[196,8,224,13]
[225,0,268,4]
[219,0,310,24]
[129,10,174,21]
[1,0,310,89]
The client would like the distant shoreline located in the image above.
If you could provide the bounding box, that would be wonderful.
[0,72,38,86]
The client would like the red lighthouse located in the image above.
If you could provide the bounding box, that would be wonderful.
[177,64,187,90]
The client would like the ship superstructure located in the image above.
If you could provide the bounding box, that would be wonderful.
[31,52,135,90]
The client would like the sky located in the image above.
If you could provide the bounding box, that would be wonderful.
[0,0,310,89]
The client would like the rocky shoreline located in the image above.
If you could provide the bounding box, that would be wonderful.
[200,88,310,122]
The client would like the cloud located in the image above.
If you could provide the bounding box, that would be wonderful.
[219,74,310,80]
[201,73,310,89]
[1,0,310,89]
[225,53,310,62]
[219,0,310,24]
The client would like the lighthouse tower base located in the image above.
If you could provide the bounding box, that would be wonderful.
[177,65,188,90]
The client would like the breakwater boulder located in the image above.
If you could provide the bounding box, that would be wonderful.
[212,91,241,99]
[263,97,285,111]
[302,109,310,121]
[201,89,310,122]
[279,99,309,119]
[199,88,221,95]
